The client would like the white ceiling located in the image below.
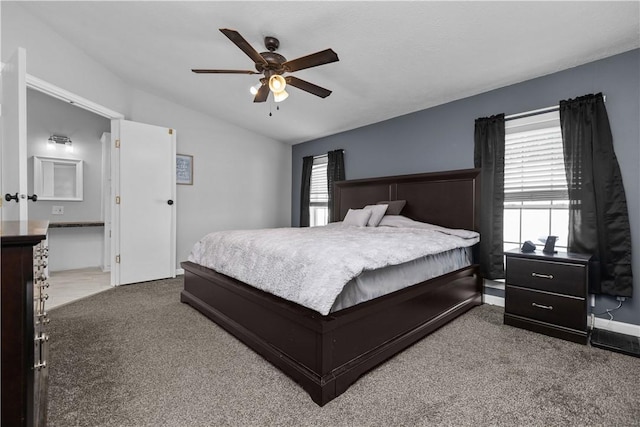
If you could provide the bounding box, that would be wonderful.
[19,1,640,145]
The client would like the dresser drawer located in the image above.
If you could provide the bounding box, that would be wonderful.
[506,257,586,297]
[505,286,586,331]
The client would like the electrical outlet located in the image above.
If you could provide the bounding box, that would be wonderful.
[52,206,64,215]
[616,296,626,302]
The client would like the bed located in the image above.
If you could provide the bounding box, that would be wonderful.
[180,168,481,406]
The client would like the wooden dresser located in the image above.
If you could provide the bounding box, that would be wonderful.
[1,220,50,427]
[504,248,591,344]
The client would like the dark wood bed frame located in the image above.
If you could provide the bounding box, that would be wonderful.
[181,168,482,406]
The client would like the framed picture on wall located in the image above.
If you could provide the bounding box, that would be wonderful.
[176,154,193,185]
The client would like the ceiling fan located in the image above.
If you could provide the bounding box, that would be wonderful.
[192,29,339,103]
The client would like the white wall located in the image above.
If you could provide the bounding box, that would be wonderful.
[129,89,291,264]
[2,2,292,270]
[46,228,104,272]
[1,2,130,116]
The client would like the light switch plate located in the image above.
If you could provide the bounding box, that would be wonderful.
[52,206,64,215]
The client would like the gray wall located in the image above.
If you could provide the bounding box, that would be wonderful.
[291,49,640,326]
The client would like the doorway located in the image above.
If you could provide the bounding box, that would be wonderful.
[3,47,177,293]
[26,88,112,306]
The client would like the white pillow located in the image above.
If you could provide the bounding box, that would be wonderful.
[363,204,388,227]
[342,208,372,227]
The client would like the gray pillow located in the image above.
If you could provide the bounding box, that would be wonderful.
[342,208,372,227]
[377,200,406,215]
[363,204,389,227]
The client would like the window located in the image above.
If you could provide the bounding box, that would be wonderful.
[503,111,568,252]
[309,154,329,227]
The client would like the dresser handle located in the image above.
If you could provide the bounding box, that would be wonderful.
[532,302,553,310]
[34,294,49,302]
[34,361,47,370]
[532,272,554,279]
[36,317,51,326]
[34,333,49,343]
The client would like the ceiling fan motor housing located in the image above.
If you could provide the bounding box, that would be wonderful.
[256,51,287,74]
[256,36,286,75]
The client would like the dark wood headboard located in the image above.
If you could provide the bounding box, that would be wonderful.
[333,168,480,231]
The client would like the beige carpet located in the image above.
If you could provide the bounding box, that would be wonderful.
[47,277,640,426]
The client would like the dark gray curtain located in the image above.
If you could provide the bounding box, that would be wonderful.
[474,114,505,280]
[299,155,314,227]
[327,149,345,222]
[560,93,633,297]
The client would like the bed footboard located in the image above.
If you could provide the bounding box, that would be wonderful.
[180,261,481,406]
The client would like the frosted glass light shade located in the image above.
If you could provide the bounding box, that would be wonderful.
[249,82,262,95]
[273,89,289,103]
[269,75,286,93]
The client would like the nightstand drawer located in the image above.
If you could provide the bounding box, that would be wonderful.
[506,257,586,297]
[505,286,586,331]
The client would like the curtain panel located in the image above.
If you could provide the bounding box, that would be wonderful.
[299,155,314,227]
[474,114,506,280]
[327,149,345,220]
[560,93,633,297]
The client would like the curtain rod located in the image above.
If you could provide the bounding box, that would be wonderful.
[505,95,606,122]
[505,105,558,121]
[314,149,345,158]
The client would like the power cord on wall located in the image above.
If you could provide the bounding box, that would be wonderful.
[590,297,625,330]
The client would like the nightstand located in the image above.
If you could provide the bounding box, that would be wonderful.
[503,249,591,344]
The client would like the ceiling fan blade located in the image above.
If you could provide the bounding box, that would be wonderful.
[282,49,339,73]
[285,76,332,98]
[253,84,270,103]
[191,69,259,74]
[219,28,268,66]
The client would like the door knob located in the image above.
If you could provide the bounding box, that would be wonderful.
[28,194,38,202]
[167,200,174,205]
[4,193,19,203]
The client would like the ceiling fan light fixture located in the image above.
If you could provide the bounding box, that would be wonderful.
[193,29,338,104]
[249,82,262,95]
[269,74,287,93]
[273,89,289,103]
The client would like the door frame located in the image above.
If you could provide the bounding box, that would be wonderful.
[25,73,124,286]
[1,49,29,221]
[25,74,124,120]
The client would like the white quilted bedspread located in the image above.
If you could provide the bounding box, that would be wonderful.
[188,222,479,315]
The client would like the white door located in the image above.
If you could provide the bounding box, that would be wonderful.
[1,47,29,221]
[111,119,176,285]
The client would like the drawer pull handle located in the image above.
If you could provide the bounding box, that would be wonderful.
[532,272,554,279]
[34,333,49,343]
[532,302,553,310]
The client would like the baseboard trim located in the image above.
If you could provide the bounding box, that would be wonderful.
[592,316,640,338]
[483,294,505,307]
[483,294,640,338]
[175,268,185,276]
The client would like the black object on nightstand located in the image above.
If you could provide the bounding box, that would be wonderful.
[504,248,592,344]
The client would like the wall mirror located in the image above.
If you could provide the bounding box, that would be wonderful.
[33,156,84,201]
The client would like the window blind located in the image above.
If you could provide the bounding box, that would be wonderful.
[504,111,568,204]
[310,155,328,205]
